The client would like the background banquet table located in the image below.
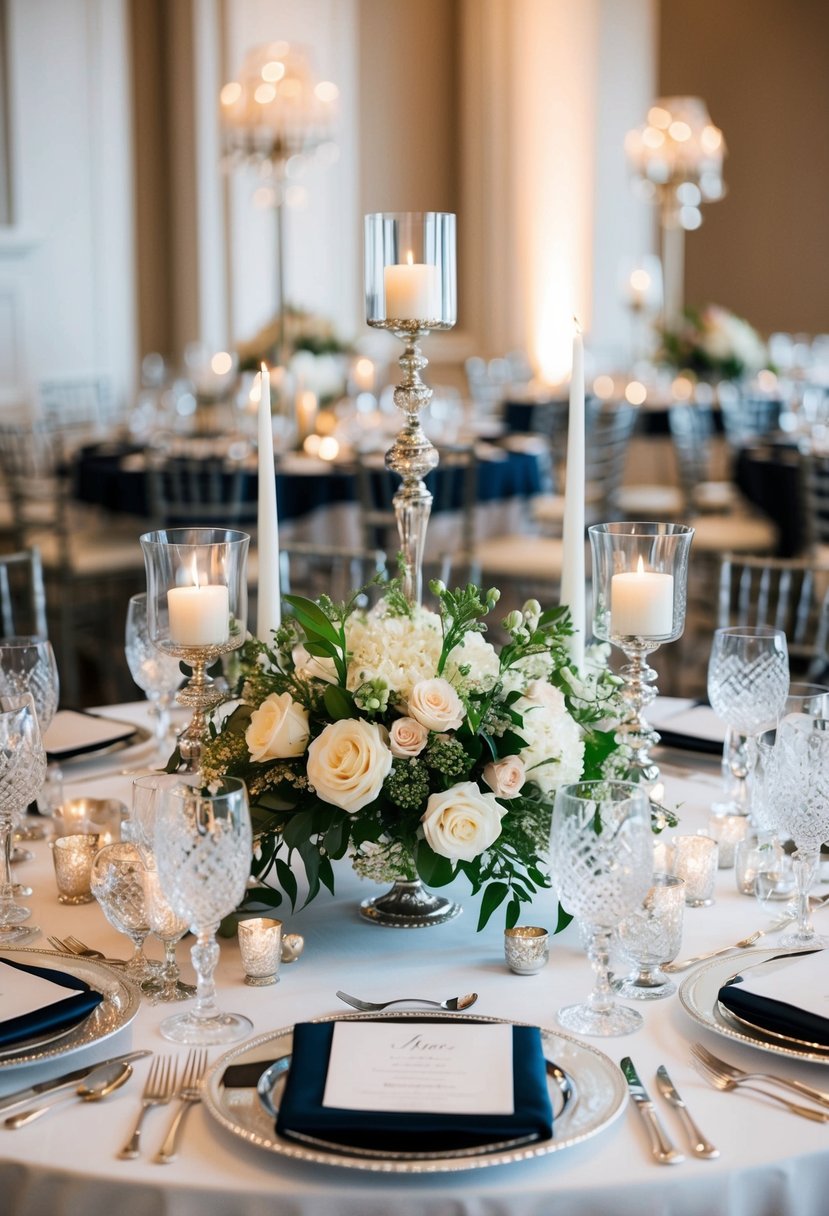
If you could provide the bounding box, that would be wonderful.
[3,701,829,1216]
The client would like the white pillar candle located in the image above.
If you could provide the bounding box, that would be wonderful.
[167,582,229,646]
[384,255,440,321]
[257,363,282,638]
[559,325,586,670]
[610,559,674,637]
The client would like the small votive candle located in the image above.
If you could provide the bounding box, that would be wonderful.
[53,798,125,847]
[238,917,283,986]
[708,813,748,869]
[51,834,100,904]
[504,926,549,975]
[671,835,719,907]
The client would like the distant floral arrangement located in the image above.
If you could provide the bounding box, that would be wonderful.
[237,307,351,402]
[201,577,631,931]
[658,305,768,380]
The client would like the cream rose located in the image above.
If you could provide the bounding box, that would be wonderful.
[482,756,526,799]
[421,781,506,862]
[389,716,429,758]
[306,719,393,813]
[408,678,464,732]
[245,692,310,762]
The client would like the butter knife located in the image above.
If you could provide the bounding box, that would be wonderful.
[655,1065,719,1159]
[0,1049,150,1113]
[620,1057,684,1165]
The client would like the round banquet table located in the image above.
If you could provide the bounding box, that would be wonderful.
[3,702,829,1216]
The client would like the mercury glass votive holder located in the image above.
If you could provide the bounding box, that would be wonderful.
[238,917,283,986]
[504,926,549,975]
[671,835,719,906]
[51,833,100,904]
[708,812,749,869]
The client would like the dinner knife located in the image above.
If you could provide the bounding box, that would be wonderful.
[655,1065,719,1159]
[620,1057,685,1165]
[0,1048,151,1113]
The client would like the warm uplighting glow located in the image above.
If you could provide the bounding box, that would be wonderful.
[625,380,647,406]
[303,434,322,456]
[701,125,723,152]
[254,83,276,105]
[592,375,616,400]
[280,78,302,100]
[668,120,692,142]
[315,81,339,103]
[318,436,340,461]
[672,375,694,401]
[648,106,671,129]
[642,126,664,149]
[261,61,286,83]
[211,352,233,376]
[220,82,242,106]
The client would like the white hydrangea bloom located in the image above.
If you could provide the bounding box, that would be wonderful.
[443,631,501,693]
[345,605,443,701]
[514,686,584,797]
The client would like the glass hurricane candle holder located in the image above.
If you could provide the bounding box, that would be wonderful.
[140,528,249,771]
[364,211,456,606]
[588,522,694,786]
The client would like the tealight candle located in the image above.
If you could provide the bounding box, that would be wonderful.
[167,582,229,646]
[238,917,283,986]
[708,812,748,869]
[610,557,674,638]
[51,834,100,904]
[384,254,440,321]
[671,834,718,907]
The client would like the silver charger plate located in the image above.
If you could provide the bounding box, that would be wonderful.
[204,1011,627,1175]
[0,949,141,1070]
[679,947,829,1064]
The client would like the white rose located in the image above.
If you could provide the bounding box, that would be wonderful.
[293,644,338,684]
[408,678,464,732]
[421,781,506,862]
[525,680,567,716]
[389,716,429,758]
[246,692,310,761]
[306,719,393,813]
[482,756,526,799]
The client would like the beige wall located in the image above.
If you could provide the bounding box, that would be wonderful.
[659,0,829,335]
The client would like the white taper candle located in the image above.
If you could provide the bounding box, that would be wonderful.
[257,363,281,637]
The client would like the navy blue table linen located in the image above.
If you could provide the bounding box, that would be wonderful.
[0,955,103,1048]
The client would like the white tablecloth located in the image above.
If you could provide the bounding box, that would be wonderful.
[2,703,829,1216]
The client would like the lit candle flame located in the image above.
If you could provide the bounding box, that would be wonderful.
[636,556,645,575]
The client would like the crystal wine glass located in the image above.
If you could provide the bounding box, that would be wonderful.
[124,593,182,763]
[154,775,252,1044]
[90,841,157,980]
[765,713,829,948]
[142,868,195,1003]
[614,873,685,1000]
[551,780,653,1036]
[0,637,61,841]
[707,626,789,819]
[0,694,46,943]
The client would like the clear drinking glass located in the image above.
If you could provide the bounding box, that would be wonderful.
[124,594,182,763]
[0,694,46,943]
[90,842,157,980]
[765,714,829,947]
[154,775,253,1044]
[707,626,789,818]
[615,873,685,999]
[551,780,652,1036]
[0,637,60,840]
[142,868,195,1003]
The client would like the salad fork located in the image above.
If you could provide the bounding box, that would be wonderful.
[48,935,127,966]
[154,1049,208,1164]
[336,990,478,1012]
[691,1051,829,1122]
[117,1055,177,1159]
[691,1042,829,1109]
[663,929,764,973]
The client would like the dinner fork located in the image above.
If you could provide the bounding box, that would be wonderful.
[336,990,478,1012]
[663,929,765,973]
[117,1055,177,1159]
[154,1049,208,1164]
[691,1042,829,1109]
[48,935,127,966]
[691,1051,829,1122]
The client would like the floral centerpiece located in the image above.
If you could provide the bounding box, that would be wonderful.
[658,304,768,380]
[201,576,637,931]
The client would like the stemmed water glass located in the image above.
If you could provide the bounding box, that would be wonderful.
[90,841,158,981]
[765,713,829,948]
[154,775,252,1044]
[707,626,789,819]
[0,637,61,840]
[551,780,653,1036]
[614,873,685,1000]
[0,694,46,944]
[124,593,182,763]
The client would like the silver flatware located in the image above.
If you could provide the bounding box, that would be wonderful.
[336,990,478,1012]
[0,1048,151,1113]
[663,930,765,973]
[4,1061,133,1128]
[691,1050,829,1122]
[691,1042,829,1110]
[117,1055,177,1159]
[47,935,128,966]
[154,1048,208,1164]
[655,1064,719,1158]
[620,1056,684,1165]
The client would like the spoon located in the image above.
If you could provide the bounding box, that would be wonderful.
[336,990,478,1012]
[4,1061,133,1128]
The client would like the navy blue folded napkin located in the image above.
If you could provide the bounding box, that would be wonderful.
[0,955,104,1048]
[718,961,829,1047]
[275,1020,553,1152]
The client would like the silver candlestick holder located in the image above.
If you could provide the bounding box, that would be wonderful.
[588,522,694,787]
[364,211,456,606]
